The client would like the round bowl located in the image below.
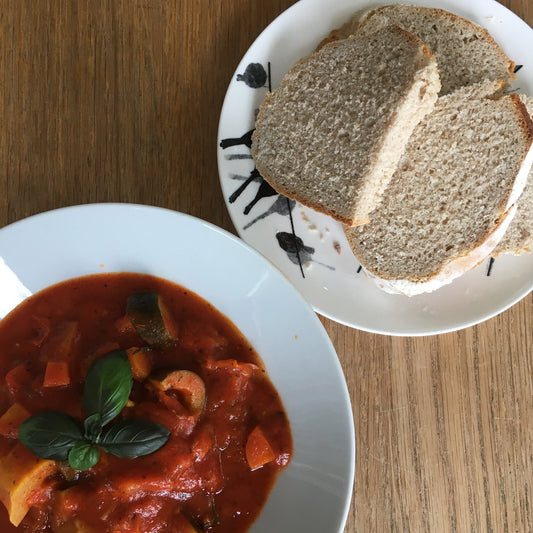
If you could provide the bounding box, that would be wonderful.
[0,203,355,533]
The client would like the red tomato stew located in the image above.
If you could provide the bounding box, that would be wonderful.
[0,273,292,532]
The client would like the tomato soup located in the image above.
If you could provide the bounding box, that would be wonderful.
[0,273,292,532]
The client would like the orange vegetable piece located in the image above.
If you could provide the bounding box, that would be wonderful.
[114,314,137,336]
[245,426,276,471]
[155,391,188,416]
[41,321,79,361]
[204,358,258,377]
[5,364,32,396]
[43,361,70,387]
[0,403,31,438]
[126,347,152,381]
[29,316,51,347]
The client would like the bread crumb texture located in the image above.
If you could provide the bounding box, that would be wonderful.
[345,83,532,284]
[251,26,439,226]
[335,4,516,95]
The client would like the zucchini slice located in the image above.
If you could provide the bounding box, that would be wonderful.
[126,293,178,349]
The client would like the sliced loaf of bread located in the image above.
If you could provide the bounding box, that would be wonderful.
[322,4,516,95]
[251,26,440,226]
[492,95,533,257]
[344,82,533,296]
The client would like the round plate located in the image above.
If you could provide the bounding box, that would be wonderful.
[217,0,533,335]
[0,203,355,533]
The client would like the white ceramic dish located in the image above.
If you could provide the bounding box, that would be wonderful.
[217,0,533,336]
[0,203,355,533]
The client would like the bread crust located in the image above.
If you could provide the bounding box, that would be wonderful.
[321,4,516,94]
[253,159,365,226]
[485,95,533,227]
[363,5,515,77]
[512,93,533,142]
[349,203,518,295]
[492,95,533,257]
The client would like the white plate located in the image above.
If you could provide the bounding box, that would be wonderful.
[0,203,355,533]
[217,0,533,335]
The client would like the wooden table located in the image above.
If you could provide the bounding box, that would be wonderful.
[0,1,531,531]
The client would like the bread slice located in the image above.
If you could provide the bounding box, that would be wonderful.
[322,4,516,95]
[251,26,440,226]
[492,95,533,257]
[344,82,533,296]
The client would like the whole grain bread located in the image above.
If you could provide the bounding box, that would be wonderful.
[251,26,440,226]
[492,95,533,257]
[344,81,533,296]
[322,4,516,95]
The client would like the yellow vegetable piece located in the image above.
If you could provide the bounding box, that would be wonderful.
[0,443,58,526]
[0,403,31,438]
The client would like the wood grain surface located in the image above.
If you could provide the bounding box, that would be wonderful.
[0,1,531,532]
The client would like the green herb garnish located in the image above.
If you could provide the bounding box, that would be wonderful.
[19,350,170,470]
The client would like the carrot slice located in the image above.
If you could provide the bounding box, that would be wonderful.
[29,316,51,346]
[5,365,32,396]
[43,361,70,387]
[125,347,152,381]
[114,314,137,336]
[204,358,258,376]
[245,426,276,470]
[41,321,79,361]
[156,390,188,416]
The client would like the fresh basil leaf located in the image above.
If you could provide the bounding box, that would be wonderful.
[68,441,100,470]
[83,350,133,426]
[19,411,84,460]
[84,413,103,442]
[100,419,170,458]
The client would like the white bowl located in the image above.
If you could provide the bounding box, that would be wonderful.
[0,203,355,533]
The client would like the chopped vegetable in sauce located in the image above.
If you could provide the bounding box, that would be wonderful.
[0,273,292,533]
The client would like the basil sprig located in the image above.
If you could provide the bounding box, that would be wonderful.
[83,351,133,425]
[18,411,84,460]
[19,350,170,470]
